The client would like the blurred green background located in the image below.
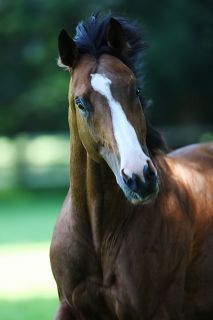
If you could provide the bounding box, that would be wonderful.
[0,0,212,319]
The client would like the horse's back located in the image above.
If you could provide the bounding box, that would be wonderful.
[166,142,213,211]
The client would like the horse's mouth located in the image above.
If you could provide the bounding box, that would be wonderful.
[122,180,159,205]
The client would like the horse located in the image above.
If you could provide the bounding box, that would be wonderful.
[50,13,213,320]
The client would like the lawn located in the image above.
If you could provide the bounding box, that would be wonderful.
[0,188,67,320]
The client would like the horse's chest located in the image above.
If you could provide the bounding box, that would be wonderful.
[100,236,187,319]
[65,227,190,320]
[69,215,190,319]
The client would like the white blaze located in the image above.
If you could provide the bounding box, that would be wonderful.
[90,73,149,179]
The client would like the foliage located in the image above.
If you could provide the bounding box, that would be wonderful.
[0,0,212,134]
[117,0,213,126]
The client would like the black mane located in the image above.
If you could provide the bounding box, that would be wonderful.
[74,13,145,75]
[73,13,168,153]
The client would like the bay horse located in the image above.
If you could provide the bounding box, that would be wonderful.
[50,14,213,320]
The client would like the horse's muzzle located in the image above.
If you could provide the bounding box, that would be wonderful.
[121,163,159,203]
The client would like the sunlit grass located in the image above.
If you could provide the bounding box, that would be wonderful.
[0,188,65,319]
[0,243,59,319]
[0,243,57,299]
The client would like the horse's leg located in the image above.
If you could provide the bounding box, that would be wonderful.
[55,301,78,320]
[152,308,170,320]
[72,281,116,320]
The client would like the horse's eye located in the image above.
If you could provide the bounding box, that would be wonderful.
[77,103,85,111]
[75,97,90,114]
[136,88,141,96]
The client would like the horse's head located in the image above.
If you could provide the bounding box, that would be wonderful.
[58,17,159,204]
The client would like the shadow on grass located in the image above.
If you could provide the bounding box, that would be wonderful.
[0,297,58,320]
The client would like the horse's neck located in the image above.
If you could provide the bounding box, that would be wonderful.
[70,121,124,252]
[69,111,169,253]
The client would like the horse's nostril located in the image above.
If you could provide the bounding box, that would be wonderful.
[121,169,140,193]
[121,169,130,184]
[121,164,157,195]
[144,161,157,181]
[128,174,140,192]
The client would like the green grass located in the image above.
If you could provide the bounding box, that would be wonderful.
[0,188,66,244]
[0,188,67,320]
[0,298,58,320]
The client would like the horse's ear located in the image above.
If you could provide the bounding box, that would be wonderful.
[58,29,78,68]
[107,18,129,52]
